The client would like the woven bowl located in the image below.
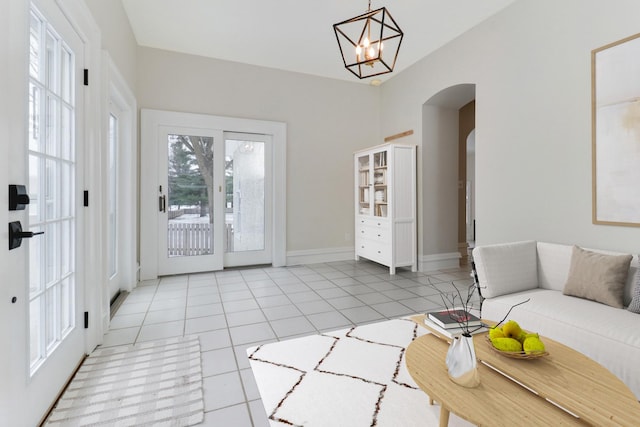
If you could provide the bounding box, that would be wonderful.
[484,335,549,359]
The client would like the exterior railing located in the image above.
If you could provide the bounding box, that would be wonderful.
[167,222,234,256]
[167,223,211,256]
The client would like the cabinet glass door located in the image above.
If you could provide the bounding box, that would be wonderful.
[373,151,388,217]
[357,154,371,215]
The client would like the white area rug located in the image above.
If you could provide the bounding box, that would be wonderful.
[45,336,204,427]
[248,318,473,427]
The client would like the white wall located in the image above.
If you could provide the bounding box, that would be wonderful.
[84,0,137,90]
[421,105,459,258]
[381,0,640,255]
[136,47,381,256]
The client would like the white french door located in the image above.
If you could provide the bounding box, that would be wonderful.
[157,126,224,275]
[140,110,285,279]
[27,0,85,418]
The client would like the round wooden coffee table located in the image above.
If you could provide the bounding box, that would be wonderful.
[405,328,640,426]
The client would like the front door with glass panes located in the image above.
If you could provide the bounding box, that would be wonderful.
[26,0,86,421]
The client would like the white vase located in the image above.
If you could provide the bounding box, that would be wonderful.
[445,334,480,387]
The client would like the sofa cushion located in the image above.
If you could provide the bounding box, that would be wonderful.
[473,241,538,299]
[563,246,632,308]
[628,269,640,314]
[536,242,573,291]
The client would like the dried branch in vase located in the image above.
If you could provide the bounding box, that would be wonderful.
[429,262,529,336]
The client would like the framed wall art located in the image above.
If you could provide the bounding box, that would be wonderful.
[592,33,640,226]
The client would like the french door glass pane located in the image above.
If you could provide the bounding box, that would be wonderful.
[29,224,43,299]
[167,134,214,257]
[29,299,42,365]
[29,14,42,79]
[60,278,72,333]
[61,104,72,160]
[45,287,58,349]
[60,220,71,276]
[28,6,76,374]
[29,83,41,151]
[61,47,72,103]
[224,139,265,252]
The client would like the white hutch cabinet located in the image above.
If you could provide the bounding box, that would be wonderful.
[354,143,417,274]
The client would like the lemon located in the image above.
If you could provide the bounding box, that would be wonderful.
[491,337,523,352]
[523,337,546,354]
[502,320,522,339]
[488,327,505,340]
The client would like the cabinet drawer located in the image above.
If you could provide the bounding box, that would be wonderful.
[357,217,389,229]
[357,226,389,242]
[357,240,389,264]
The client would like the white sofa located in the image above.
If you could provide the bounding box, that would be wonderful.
[472,240,640,399]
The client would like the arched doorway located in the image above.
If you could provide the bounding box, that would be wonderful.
[420,84,475,270]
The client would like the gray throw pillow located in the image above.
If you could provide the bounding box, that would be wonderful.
[563,246,632,308]
[628,269,640,314]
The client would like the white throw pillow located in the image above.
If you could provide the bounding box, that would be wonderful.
[473,241,538,299]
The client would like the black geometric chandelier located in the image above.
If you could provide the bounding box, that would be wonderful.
[333,0,404,79]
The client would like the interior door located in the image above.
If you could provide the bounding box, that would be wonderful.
[157,126,224,275]
[26,0,85,420]
[224,132,273,266]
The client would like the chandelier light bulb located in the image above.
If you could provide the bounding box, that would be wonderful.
[363,37,370,48]
[367,46,376,59]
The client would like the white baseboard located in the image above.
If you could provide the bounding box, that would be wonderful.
[286,246,354,266]
[419,252,461,272]
[286,247,461,271]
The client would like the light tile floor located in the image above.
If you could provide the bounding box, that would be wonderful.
[102,259,474,426]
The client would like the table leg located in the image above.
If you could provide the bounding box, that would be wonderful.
[439,405,450,427]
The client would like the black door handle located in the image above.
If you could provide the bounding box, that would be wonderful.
[16,231,44,238]
[8,221,44,250]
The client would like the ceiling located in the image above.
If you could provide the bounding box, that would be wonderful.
[121,0,515,84]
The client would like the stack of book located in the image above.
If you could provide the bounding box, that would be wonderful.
[421,309,486,339]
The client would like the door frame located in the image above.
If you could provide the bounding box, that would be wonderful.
[140,109,287,280]
[101,51,137,330]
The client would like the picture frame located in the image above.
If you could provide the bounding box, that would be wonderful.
[592,33,640,226]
